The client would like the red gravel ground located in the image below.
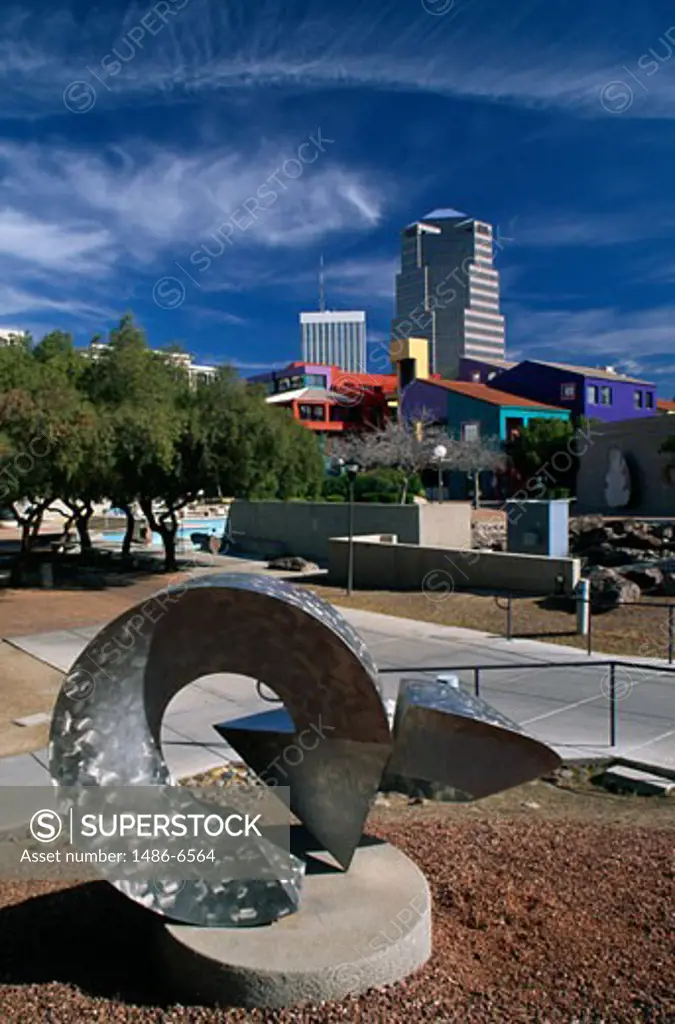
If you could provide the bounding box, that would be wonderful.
[0,816,672,1023]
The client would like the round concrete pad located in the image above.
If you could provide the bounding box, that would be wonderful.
[156,842,432,1008]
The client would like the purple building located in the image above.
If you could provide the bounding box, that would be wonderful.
[247,361,334,395]
[491,360,657,423]
[458,355,517,384]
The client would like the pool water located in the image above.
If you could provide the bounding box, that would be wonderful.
[100,516,228,548]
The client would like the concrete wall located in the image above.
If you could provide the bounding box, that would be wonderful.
[417,503,471,548]
[328,537,580,595]
[576,416,675,516]
[228,500,472,563]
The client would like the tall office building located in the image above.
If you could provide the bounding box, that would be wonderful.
[391,208,505,377]
[300,310,367,373]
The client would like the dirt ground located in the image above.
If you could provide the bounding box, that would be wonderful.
[0,789,671,1022]
[298,582,675,661]
[2,562,673,661]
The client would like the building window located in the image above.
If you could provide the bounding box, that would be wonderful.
[587,385,598,405]
[560,383,576,401]
[299,404,324,421]
[462,422,480,442]
[600,386,613,405]
[487,371,496,381]
[278,377,291,391]
[646,391,654,409]
[472,372,481,382]
[634,390,643,409]
[306,374,327,387]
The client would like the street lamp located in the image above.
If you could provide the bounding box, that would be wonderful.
[342,460,360,595]
[433,444,447,504]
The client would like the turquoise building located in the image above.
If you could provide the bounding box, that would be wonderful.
[401,378,570,442]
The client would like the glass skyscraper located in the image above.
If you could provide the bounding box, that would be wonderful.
[391,208,505,378]
[300,311,367,373]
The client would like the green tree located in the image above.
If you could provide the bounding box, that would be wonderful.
[506,418,581,497]
[29,331,112,551]
[86,314,187,565]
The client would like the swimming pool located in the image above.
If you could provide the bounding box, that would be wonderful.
[100,516,228,548]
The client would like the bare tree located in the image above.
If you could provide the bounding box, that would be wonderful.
[448,435,505,508]
[331,412,453,503]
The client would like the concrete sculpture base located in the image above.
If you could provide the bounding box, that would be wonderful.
[156,841,432,1008]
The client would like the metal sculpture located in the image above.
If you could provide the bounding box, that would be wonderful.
[49,573,560,930]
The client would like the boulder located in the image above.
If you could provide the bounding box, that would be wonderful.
[569,515,604,536]
[570,526,617,551]
[267,556,320,573]
[580,544,634,568]
[607,528,662,552]
[587,568,641,608]
[621,566,663,592]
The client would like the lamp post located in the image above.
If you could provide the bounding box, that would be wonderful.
[433,444,447,504]
[344,461,360,595]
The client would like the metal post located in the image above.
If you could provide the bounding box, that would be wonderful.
[506,594,513,640]
[587,599,593,657]
[668,606,674,664]
[576,579,590,636]
[474,667,480,697]
[437,463,443,504]
[347,479,355,596]
[609,663,617,748]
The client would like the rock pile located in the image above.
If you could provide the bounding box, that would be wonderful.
[571,516,675,601]
[267,555,320,573]
[472,518,506,551]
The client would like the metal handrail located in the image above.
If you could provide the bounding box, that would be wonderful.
[378,658,675,674]
[480,587,675,661]
[379,657,675,749]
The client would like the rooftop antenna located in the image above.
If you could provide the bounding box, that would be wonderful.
[319,254,326,313]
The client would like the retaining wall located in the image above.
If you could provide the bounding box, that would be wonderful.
[228,501,472,563]
[328,537,580,595]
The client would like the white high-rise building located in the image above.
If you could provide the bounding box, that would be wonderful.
[391,208,505,377]
[0,328,27,347]
[300,311,367,373]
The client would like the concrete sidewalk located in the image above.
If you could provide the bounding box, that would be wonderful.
[3,607,675,785]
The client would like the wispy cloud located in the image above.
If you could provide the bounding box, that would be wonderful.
[4,0,675,121]
[0,136,386,264]
[0,208,112,271]
[325,257,397,303]
[516,209,675,248]
[0,283,114,319]
[510,303,675,380]
[0,132,391,325]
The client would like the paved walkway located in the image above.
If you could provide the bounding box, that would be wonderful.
[2,606,675,786]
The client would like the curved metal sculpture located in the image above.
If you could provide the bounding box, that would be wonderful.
[49,574,391,926]
[49,573,560,930]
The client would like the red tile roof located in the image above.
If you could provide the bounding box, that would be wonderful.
[424,378,567,411]
[332,371,399,396]
[658,399,675,412]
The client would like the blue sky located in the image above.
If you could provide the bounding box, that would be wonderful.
[2,0,675,390]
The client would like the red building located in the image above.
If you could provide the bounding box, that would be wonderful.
[255,362,398,449]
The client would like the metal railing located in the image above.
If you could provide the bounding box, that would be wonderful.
[494,590,675,662]
[380,658,675,752]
